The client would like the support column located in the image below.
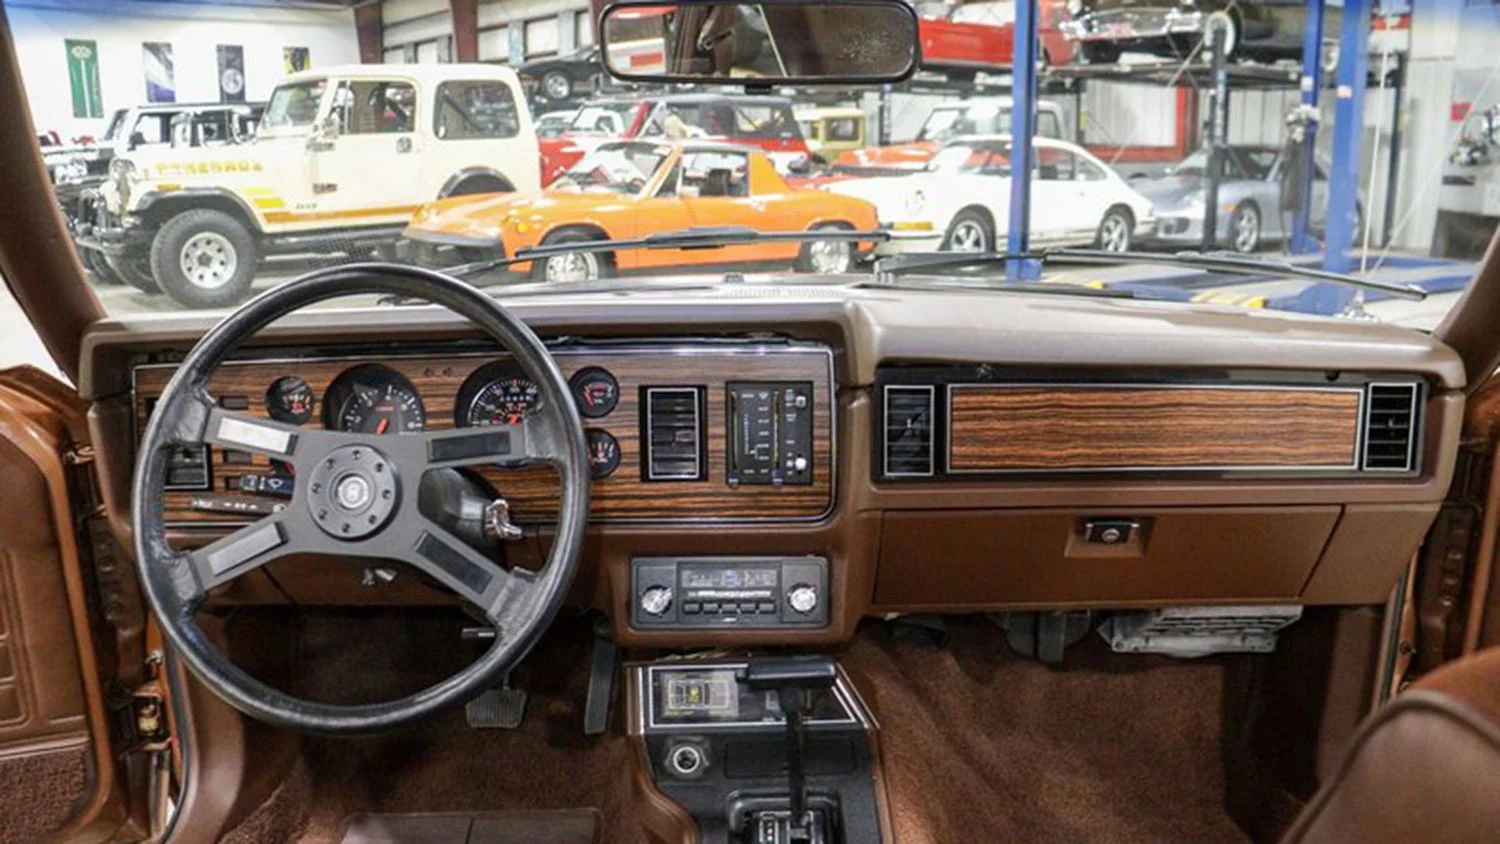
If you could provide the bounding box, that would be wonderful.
[1289,0,1327,254]
[452,0,479,63]
[1006,0,1040,280]
[1324,0,1372,273]
[354,3,383,64]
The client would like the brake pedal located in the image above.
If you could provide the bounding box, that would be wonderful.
[466,676,527,730]
[583,617,619,736]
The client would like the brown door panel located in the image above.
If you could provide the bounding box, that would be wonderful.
[874,506,1342,609]
[0,368,126,842]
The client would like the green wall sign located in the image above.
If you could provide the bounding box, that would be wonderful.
[66,38,103,118]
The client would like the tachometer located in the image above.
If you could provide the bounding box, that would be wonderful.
[323,364,426,434]
[456,361,543,427]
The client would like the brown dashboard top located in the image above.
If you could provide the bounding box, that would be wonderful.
[79,284,1466,400]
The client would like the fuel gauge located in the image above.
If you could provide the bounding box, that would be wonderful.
[266,376,314,424]
[585,429,621,479]
[570,367,619,418]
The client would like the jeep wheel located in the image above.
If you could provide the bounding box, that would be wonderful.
[81,248,123,285]
[151,209,259,308]
[105,253,161,294]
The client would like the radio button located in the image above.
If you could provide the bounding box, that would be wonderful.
[757,601,777,614]
[683,602,702,614]
[703,602,721,612]
[787,584,819,615]
[639,585,674,617]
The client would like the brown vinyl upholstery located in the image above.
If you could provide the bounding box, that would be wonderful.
[1280,647,1500,843]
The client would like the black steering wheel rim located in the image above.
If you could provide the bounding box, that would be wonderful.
[131,263,591,734]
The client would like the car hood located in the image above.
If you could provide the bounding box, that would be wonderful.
[1079,0,1180,13]
[833,141,940,169]
[408,189,632,237]
[1131,174,1209,208]
[823,173,932,206]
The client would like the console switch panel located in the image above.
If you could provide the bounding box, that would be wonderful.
[727,382,814,486]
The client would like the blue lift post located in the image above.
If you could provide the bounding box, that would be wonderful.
[1289,0,1327,254]
[1006,0,1041,280]
[1324,0,1373,274]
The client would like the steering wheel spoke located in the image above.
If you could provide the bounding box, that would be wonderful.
[186,393,305,467]
[420,415,561,470]
[183,513,294,598]
[396,516,537,625]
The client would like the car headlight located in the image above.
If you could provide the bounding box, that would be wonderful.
[109,158,136,181]
[904,189,927,215]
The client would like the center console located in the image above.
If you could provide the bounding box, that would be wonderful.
[628,657,885,844]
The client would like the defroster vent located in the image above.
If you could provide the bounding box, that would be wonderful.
[884,385,935,477]
[644,387,705,480]
[1362,383,1420,472]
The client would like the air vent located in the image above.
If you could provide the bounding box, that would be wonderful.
[644,387,704,480]
[884,386,935,477]
[1362,383,1420,472]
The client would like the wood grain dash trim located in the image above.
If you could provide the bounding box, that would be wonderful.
[947,383,1363,473]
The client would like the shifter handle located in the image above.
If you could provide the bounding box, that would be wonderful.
[742,655,838,695]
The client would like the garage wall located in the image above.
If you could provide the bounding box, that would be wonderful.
[8,0,358,140]
[378,0,592,64]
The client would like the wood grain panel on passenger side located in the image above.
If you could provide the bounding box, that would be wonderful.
[133,346,833,526]
[947,385,1362,472]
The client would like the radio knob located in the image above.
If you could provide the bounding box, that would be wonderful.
[787,583,819,615]
[640,585,674,616]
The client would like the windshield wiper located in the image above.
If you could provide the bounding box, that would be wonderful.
[874,248,1426,302]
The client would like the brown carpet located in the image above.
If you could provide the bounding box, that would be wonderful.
[0,743,89,843]
[221,611,647,844]
[843,617,1252,844]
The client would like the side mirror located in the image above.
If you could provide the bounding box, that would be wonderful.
[128,131,146,151]
[311,115,340,144]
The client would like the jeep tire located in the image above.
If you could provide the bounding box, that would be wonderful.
[105,253,161,294]
[150,209,259,308]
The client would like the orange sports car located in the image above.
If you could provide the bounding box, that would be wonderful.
[402,140,878,282]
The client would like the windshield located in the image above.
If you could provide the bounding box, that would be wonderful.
[0,0,1485,334]
[262,79,326,129]
[553,142,671,194]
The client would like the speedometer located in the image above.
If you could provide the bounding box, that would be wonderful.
[456,361,544,427]
[323,364,426,434]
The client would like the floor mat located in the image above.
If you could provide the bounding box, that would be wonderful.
[339,809,600,844]
[842,616,1253,844]
[220,611,648,844]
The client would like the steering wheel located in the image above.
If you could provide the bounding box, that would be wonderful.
[131,265,590,733]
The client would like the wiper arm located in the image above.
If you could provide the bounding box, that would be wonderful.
[873,248,1427,302]
[1046,248,1428,302]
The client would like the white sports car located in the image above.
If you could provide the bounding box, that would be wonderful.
[824,136,1156,253]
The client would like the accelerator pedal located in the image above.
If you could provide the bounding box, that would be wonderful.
[466,675,528,730]
[583,616,618,736]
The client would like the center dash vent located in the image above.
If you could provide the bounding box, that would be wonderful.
[884,385,935,477]
[644,387,705,481]
[1362,383,1420,472]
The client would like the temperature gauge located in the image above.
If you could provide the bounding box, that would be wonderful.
[266,376,314,424]
[570,367,619,418]
[585,429,621,479]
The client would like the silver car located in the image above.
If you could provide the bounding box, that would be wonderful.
[1135,145,1353,253]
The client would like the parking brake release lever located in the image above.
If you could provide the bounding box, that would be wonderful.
[743,656,838,839]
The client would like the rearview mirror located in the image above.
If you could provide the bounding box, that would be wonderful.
[599,0,919,85]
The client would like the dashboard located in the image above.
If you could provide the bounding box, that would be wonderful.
[84,283,1467,646]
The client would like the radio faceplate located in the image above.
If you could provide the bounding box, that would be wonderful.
[631,556,830,629]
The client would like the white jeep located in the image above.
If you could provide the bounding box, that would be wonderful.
[76,64,539,307]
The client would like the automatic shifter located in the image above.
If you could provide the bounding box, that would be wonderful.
[743,656,839,843]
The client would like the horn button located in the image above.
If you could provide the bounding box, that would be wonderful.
[306,445,399,539]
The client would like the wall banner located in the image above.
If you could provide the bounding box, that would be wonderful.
[217,44,246,102]
[65,39,103,118]
[143,42,175,103]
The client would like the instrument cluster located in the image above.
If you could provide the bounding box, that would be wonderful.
[264,360,623,478]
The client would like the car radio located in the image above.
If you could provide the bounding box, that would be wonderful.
[630,556,829,629]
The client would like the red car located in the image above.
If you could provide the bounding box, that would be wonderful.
[539,93,811,186]
[919,0,1076,75]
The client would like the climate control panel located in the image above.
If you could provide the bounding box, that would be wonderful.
[631,556,829,630]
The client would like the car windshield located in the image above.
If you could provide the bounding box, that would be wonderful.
[0,0,1483,334]
[552,142,671,194]
[262,79,326,129]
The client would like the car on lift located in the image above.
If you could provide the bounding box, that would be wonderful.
[518,44,602,104]
[1136,145,1355,253]
[917,0,1076,76]
[534,109,578,138]
[1061,0,1341,67]
[831,96,1067,174]
[403,139,878,281]
[73,64,539,308]
[824,135,1154,252]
